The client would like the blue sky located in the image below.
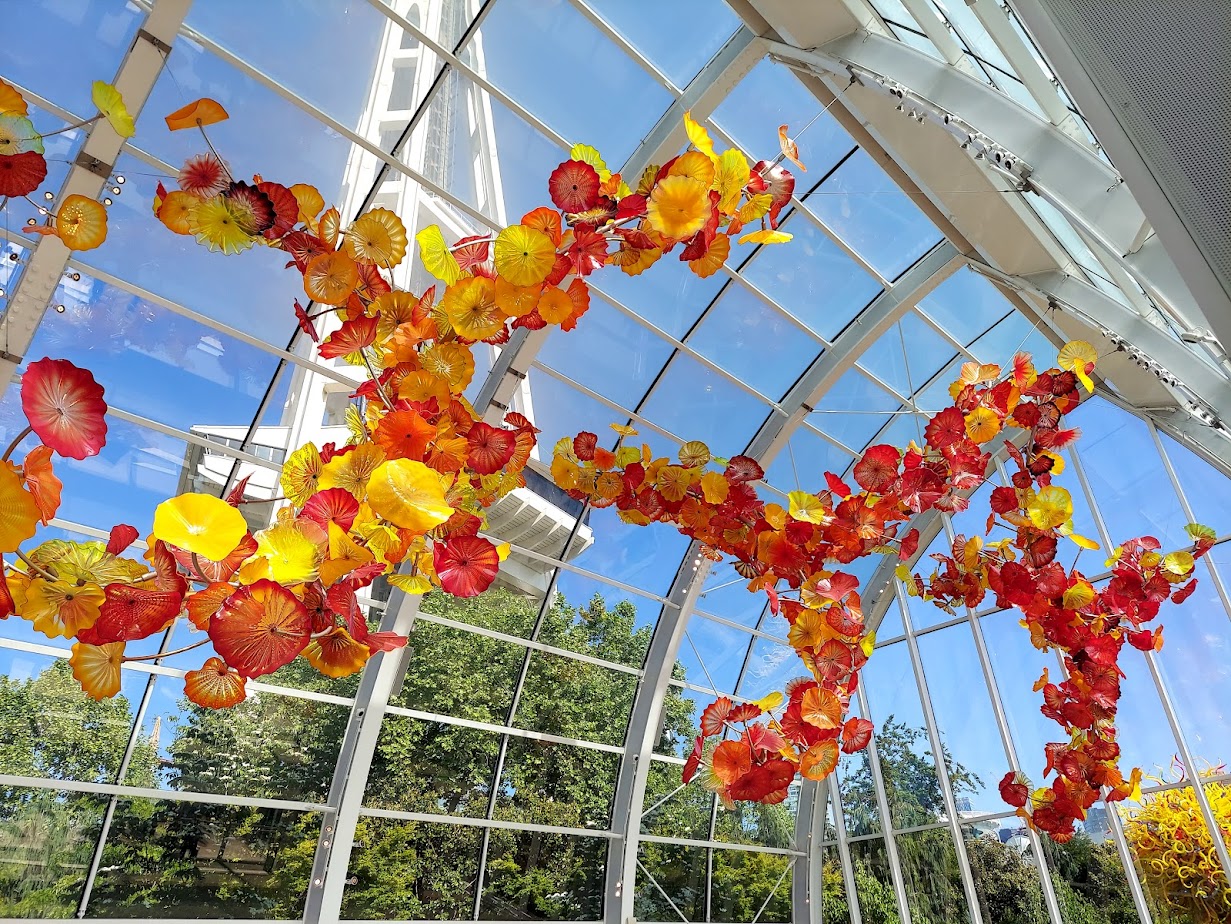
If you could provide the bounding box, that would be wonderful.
[2,0,1230,851]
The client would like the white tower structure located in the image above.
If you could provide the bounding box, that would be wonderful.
[182,0,590,597]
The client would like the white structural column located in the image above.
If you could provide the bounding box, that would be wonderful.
[604,548,711,922]
[304,590,422,924]
[1,0,191,379]
[763,34,1210,344]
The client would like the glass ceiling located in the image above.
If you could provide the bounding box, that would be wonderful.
[3,1,1231,922]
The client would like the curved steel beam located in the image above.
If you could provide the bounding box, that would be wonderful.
[765,33,1212,343]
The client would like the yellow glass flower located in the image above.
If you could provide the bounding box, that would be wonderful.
[152,492,248,561]
[442,276,504,340]
[419,342,475,393]
[1026,485,1074,530]
[318,443,387,499]
[0,461,39,553]
[964,407,1001,444]
[344,207,408,267]
[646,175,710,240]
[239,518,323,586]
[189,196,255,254]
[55,194,109,251]
[24,578,105,639]
[494,224,556,287]
[365,459,454,533]
[304,628,371,678]
[281,443,324,507]
[91,81,135,138]
[70,641,125,700]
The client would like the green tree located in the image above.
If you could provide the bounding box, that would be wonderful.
[0,659,155,917]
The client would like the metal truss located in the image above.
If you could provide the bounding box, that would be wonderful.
[764,33,1216,350]
[0,0,191,380]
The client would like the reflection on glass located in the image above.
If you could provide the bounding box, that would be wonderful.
[710,848,792,922]
[898,828,971,924]
[849,838,901,922]
[0,786,107,918]
[342,818,480,919]
[495,736,619,831]
[89,801,318,918]
[365,716,498,818]
[635,841,706,921]
[961,824,1049,924]
[480,831,606,920]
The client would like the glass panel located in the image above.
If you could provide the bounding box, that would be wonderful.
[821,845,852,924]
[538,579,656,669]
[89,801,318,918]
[0,650,141,786]
[0,786,107,918]
[736,637,803,706]
[803,150,941,279]
[26,272,282,434]
[538,295,675,411]
[714,791,797,850]
[764,426,856,495]
[585,0,740,88]
[466,0,673,167]
[1160,433,1231,537]
[635,841,706,920]
[740,212,882,342]
[712,59,855,175]
[638,352,774,452]
[495,736,619,830]
[1150,561,1231,771]
[186,0,408,128]
[961,823,1050,924]
[563,505,692,601]
[898,828,972,924]
[365,715,498,818]
[137,673,344,801]
[678,619,753,698]
[685,284,820,402]
[849,837,902,922]
[657,683,703,759]
[858,313,957,399]
[710,849,792,922]
[393,620,524,724]
[861,642,943,829]
[641,758,713,842]
[3,4,143,114]
[916,621,1011,816]
[1040,832,1142,924]
[514,651,636,748]
[479,830,606,920]
[917,267,1013,346]
[341,817,481,919]
[837,697,881,836]
[810,369,904,452]
[697,562,771,630]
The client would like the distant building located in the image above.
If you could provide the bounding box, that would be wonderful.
[1084,805,1111,843]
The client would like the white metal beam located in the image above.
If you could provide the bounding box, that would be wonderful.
[1,0,191,379]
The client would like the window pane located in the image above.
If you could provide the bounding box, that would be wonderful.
[495,736,619,830]
[961,824,1049,924]
[393,620,524,724]
[89,801,318,918]
[710,848,792,922]
[0,786,107,918]
[341,817,481,919]
[585,0,740,88]
[479,830,606,920]
[635,841,706,921]
[365,716,498,818]
[714,792,798,851]
[849,837,902,922]
[898,828,971,924]
[821,844,852,924]
[641,758,713,842]
[1040,832,1141,924]
[515,652,636,748]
